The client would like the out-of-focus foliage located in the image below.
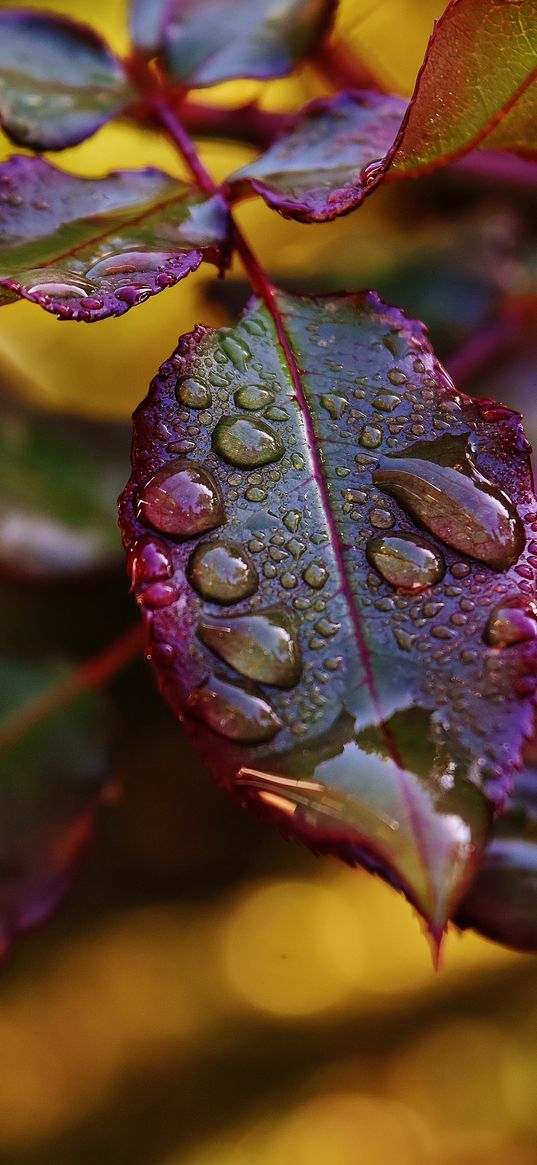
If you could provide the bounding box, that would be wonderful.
[0,1,536,1162]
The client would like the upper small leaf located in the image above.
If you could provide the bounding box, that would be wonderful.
[457,766,537,952]
[0,156,230,323]
[0,658,111,955]
[119,290,537,936]
[130,0,336,87]
[0,9,134,151]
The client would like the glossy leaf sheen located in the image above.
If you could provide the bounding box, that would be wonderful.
[0,9,133,151]
[0,659,110,954]
[0,389,129,582]
[0,157,230,322]
[229,92,407,223]
[130,0,336,87]
[457,767,537,952]
[119,291,537,933]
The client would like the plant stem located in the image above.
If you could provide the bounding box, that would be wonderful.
[0,623,145,753]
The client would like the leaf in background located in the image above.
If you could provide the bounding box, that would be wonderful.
[130,0,336,87]
[0,388,130,582]
[0,658,111,955]
[228,92,407,222]
[0,9,133,151]
[119,290,537,936]
[0,156,230,322]
[457,767,537,952]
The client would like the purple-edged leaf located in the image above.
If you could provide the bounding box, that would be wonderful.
[130,0,336,87]
[457,767,537,952]
[0,388,129,582]
[119,290,537,934]
[0,9,133,151]
[0,156,230,323]
[228,92,406,222]
[0,658,111,954]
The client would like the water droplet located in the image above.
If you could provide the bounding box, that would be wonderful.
[234,386,275,410]
[388,368,407,386]
[245,486,267,503]
[137,459,225,539]
[212,416,283,468]
[264,406,289,422]
[197,607,301,688]
[283,510,301,533]
[187,539,258,604]
[188,675,281,743]
[452,562,471,579]
[292,452,305,471]
[314,617,340,637]
[372,393,400,412]
[367,534,445,591]
[374,453,524,570]
[27,280,89,299]
[393,627,415,651]
[176,377,212,409]
[320,393,348,419]
[86,250,170,279]
[129,536,173,587]
[302,561,329,590]
[360,425,382,449]
[280,572,297,589]
[138,581,178,608]
[370,507,395,529]
[168,438,196,455]
[485,596,537,647]
[220,334,251,371]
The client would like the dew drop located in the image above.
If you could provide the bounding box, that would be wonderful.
[137,459,225,539]
[360,425,382,449]
[187,539,258,604]
[234,386,275,410]
[86,250,170,279]
[388,368,407,386]
[212,416,284,468]
[372,393,401,412]
[374,452,524,570]
[366,534,445,592]
[283,510,301,533]
[220,334,251,371]
[370,507,395,529]
[245,486,267,503]
[27,280,89,299]
[176,377,212,409]
[197,607,301,688]
[264,406,289,422]
[320,393,348,419]
[188,675,281,743]
[302,561,329,589]
[484,596,537,647]
[128,536,173,587]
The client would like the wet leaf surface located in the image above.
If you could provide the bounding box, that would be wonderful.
[130,0,336,87]
[119,290,537,934]
[228,92,407,222]
[457,766,537,952]
[0,156,230,322]
[0,388,130,582]
[0,9,133,151]
[0,658,111,956]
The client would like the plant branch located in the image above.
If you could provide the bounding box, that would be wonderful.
[0,623,145,753]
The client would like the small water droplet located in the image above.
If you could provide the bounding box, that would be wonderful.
[27,280,89,299]
[485,596,537,647]
[87,251,170,279]
[302,561,329,590]
[168,438,196,455]
[137,459,225,539]
[367,533,445,591]
[370,507,395,529]
[234,386,275,410]
[188,675,281,743]
[360,425,382,449]
[291,452,305,471]
[264,406,289,421]
[220,334,251,371]
[138,581,179,608]
[388,368,407,386]
[129,536,173,587]
[245,486,267,502]
[374,450,524,570]
[372,393,400,412]
[320,393,348,419]
[198,607,301,688]
[187,539,258,604]
[212,416,284,468]
[176,377,212,409]
[283,510,301,533]
[314,617,340,638]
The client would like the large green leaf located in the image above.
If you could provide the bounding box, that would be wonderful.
[0,658,111,954]
[0,9,133,151]
[0,156,230,322]
[130,0,336,87]
[119,291,537,936]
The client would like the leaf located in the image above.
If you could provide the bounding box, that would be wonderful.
[0,156,230,323]
[456,767,537,952]
[0,9,133,151]
[118,290,537,935]
[130,0,337,87]
[0,658,111,954]
[228,92,407,223]
[229,1,537,221]
[0,387,130,582]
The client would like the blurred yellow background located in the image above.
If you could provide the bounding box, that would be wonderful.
[0,2,536,1164]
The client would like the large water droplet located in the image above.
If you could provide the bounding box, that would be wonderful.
[128,536,173,587]
[198,607,301,688]
[212,416,284,468]
[234,386,275,410]
[366,534,445,592]
[137,459,224,539]
[176,377,212,409]
[187,539,258,604]
[86,250,170,279]
[27,280,89,299]
[188,675,281,743]
[484,595,537,647]
[374,453,524,570]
